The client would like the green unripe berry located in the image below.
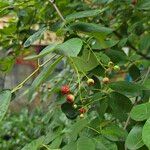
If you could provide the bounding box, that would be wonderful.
[113,65,120,71]
[73,104,77,109]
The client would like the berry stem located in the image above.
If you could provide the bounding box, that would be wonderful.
[69,57,83,102]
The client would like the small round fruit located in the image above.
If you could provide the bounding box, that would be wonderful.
[80,114,84,118]
[132,0,137,5]
[73,104,78,109]
[47,83,51,89]
[87,78,95,86]
[102,77,110,84]
[108,61,114,68]
[79,108,86,114]
[113,65,120,72]
[66,94,75,103]
[61,85,70,95]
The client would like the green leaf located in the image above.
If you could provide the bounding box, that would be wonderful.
[129,64,141,81]
[61,102,78,119]
[21,136,45,150]
[25,38,83,59]
[92,39,119,49]
[137,0,150,10]
[125,126,144,150]
[139,34,150,51]
[28,56,63,99]
[24,44,57,60]
[0,57,14,72]
[96,52,110,65]
[49,136,62,149]
[0,90,11,121]
[108,92,132,120]
[105,49,127,64]
[77,137,95,150]
[109,81,146,96]
[62,142,77,150]
[142,118,150,149]
[56,38,83,57]
[70,22,113,36]
[66,8,106,21]
[23,27,46,47]
[143,79,150,90]
[94,136,118,150]
[64,118,89,141]
[44,128,62,145]
[101,124,128,141]
[69,49,99,72]
[130,102,150,121]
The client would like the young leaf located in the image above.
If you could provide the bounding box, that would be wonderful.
[130,102,150,121]
[23,27,46,47]
[142,118,150,149]
[77,137,95,150]
[125,126,144,150]
[55,38,83,57]
[0,90,11,121]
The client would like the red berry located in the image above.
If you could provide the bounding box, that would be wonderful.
[87,78,95,86]
[66,94,75,103]
[79,108,86,114]
[61,85,70,95]
[102,77,110,84]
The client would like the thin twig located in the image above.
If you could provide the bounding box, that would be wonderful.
[11,54,57,93]
[48,0,66,23]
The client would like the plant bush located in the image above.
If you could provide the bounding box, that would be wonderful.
[0,109,47,150]
[0,0,150,149]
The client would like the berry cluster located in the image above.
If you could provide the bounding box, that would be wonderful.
[60,84,88,118]
[108,61,120,72]
[60,71,116,119]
